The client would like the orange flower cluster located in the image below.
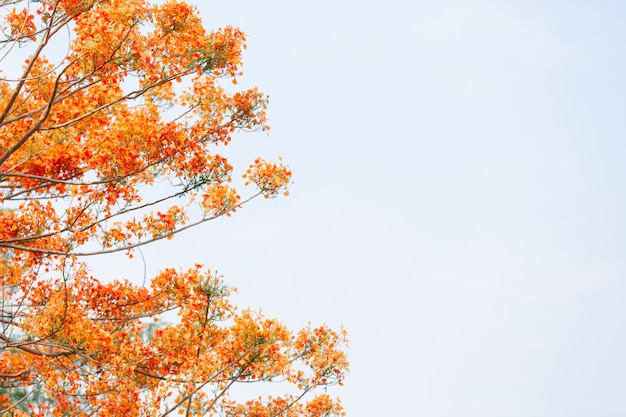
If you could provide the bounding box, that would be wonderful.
[243,158,293,198]
[5,7,36,41]
[0,0,346,416]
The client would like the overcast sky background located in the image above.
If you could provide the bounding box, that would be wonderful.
[93,1,626,415]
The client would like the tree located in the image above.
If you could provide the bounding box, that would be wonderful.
[0,1,348,416]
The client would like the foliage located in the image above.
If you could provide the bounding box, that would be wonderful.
[0,0,348,416]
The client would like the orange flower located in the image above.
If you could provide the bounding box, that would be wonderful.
[0,0,345,415]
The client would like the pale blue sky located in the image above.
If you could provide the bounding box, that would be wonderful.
[96,1,626,415]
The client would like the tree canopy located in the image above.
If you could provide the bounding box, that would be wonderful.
[0,0,348,415]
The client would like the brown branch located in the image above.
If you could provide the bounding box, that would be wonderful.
[1,19,141,129]
[0,336,74,358]
[0,186,188,245]
[0,192,262,256]
[0,6,56,125]
[133,367,166,381]
[0,105,249,199]
[0,63,67,167]
[0,370,29,379]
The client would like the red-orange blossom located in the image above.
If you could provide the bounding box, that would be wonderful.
[0,1,348,416]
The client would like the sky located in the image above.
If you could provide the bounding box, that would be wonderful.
[93,1,626,416]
